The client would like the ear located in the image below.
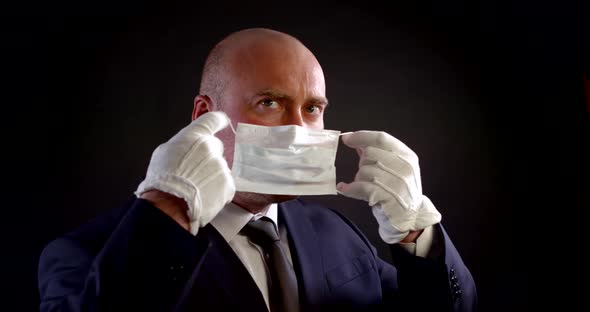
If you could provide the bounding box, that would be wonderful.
[192,95,213,121]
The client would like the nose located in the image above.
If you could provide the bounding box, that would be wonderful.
[284,109,305,127]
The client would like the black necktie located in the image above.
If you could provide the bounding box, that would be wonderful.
[242,217,300,312]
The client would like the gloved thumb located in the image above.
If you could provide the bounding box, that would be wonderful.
[340,130,407,153]
[340,131,380,149]
[189,111,231,135]
[337,181,379,206]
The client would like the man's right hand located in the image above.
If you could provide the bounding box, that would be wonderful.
[135,111,236,235]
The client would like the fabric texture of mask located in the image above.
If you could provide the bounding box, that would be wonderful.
[232,123,340,195]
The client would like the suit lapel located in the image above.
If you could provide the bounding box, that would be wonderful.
[279,200,328,308]
[175,224,268,311]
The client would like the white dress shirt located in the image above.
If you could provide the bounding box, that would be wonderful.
[209,202,434,310]
[210,202,285,310]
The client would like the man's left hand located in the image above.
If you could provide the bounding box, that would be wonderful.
[337,131,442,244]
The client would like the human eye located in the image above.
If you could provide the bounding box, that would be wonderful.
[304,104,323,115]
[260,98,280,109]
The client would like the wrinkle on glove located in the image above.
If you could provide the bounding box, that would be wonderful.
[135,112,236,235]
[371,196,440,244]
[337,131,441,244]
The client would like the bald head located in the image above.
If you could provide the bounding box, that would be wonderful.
[198,28,322,107]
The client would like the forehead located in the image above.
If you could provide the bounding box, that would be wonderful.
[226,41,326,99]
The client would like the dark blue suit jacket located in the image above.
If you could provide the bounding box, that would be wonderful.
[38,198,476,311]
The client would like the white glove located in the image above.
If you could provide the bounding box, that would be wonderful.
[135,112,236,235]
[337,131,441,244]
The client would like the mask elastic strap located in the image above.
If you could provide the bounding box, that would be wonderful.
[228,119,237,134]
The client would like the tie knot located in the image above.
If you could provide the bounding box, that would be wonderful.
[242,217,280,248]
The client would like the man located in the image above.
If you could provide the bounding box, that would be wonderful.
[38,28,476,311]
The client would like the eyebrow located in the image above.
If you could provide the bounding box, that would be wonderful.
[254,89,330,107]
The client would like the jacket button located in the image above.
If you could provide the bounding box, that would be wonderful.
[169,265,185,282]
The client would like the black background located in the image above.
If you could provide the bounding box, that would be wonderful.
[3,0,589,311]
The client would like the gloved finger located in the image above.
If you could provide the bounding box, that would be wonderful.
[354,165,418,208]
[336,181,388,206]
[195,157,236,203]
[182,138,228,178]
[341,131,415,157]
[201,135,225,157]
[356,147,363,158]
[359,147,418,183]
[186,111,231,136]
[361,146,422,197]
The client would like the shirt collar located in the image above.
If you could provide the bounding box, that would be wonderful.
[210,202,278,242]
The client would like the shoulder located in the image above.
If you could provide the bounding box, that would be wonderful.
[40,197,134,264]
[37,198,133,298]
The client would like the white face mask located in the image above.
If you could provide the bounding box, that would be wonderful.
[231,123,341,195]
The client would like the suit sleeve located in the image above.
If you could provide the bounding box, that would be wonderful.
[38,198,210,312]
[379,224,477,312]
